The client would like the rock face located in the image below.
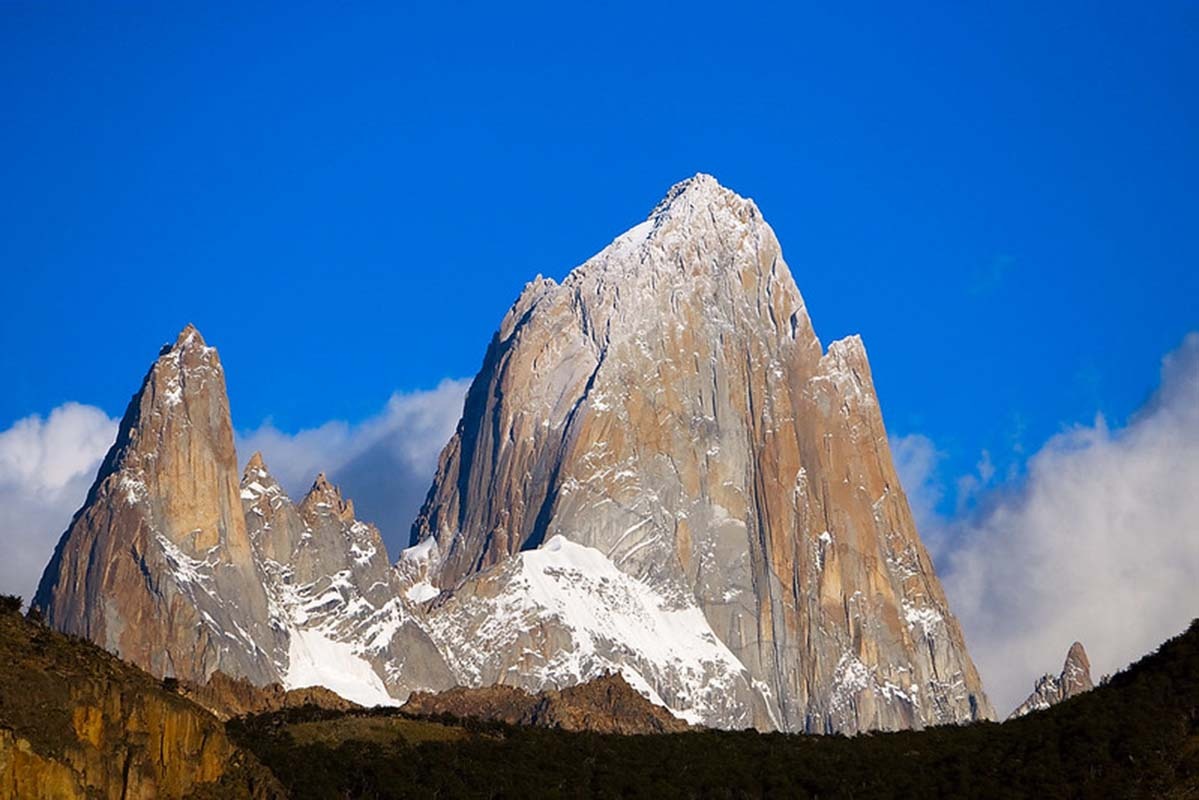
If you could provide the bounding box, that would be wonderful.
[0,610,283,800]
[33,326,282,685]
[403,672,691,734]
[410,174,992,732]
[1009,642,1094,718]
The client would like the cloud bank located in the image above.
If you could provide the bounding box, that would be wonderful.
[895,333,1199,716]
[0,403,118,605]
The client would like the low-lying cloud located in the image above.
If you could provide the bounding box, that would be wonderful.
[895,333,1199,716]
[0,403,118,605]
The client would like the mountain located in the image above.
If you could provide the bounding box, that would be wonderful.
[0,606,283,799]
[408,174,991,732]
[402,672,692,734]
[33,175,989,735]
[1009,641,1095,718]
[33,326,283,685]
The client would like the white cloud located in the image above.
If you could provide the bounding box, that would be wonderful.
[894,333,1199,717]
[237,378,470,555]
[0,403,118,604]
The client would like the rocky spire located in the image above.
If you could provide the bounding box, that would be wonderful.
[33,325,282,684]
[409,175,992,732]
[299,472,356,525]
[1009,641,1095,719]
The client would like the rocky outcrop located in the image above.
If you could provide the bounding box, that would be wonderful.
[403,672,691,734]
[33,325,283,686]
[410,174,992,733]
[0,611,283,799]
[179,671,359,721]
[1009,642,1094,718]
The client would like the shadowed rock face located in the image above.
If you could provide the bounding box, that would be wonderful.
[410,174,993,733]
[403,672,691,734]
[33,326,283,685]
[1010,641,1094,718]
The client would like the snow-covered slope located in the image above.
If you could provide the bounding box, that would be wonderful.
[420,536,763,727]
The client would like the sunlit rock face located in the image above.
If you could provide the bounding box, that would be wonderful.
[411,174,993,732]
[34,326,283,685]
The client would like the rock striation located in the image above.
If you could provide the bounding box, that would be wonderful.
[409,174,992,732]
[1009,642,1094,719]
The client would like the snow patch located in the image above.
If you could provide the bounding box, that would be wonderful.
[285,627,397,708]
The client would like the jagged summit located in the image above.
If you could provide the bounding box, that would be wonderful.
[245,450,267,472]
[35,322,280,685]
[1010,641,1095,718]
[158,322,210,356]
[649,172,746,218]
[300,472,355,523]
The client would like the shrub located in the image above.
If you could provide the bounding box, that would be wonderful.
[0,595,22,615]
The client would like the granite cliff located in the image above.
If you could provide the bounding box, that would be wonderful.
[409,174,992,732]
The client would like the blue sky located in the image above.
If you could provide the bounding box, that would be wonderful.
[2,1,1196,510]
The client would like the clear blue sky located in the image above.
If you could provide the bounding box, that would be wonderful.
[2,2,1196,512]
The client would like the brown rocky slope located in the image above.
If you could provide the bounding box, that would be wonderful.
[402,672,691,734]
[179,671,359,722]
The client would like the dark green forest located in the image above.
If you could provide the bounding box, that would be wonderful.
[229,620,1199,799]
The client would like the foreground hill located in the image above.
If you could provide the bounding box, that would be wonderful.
[231,619,1199,799]
[0,604,283,799]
